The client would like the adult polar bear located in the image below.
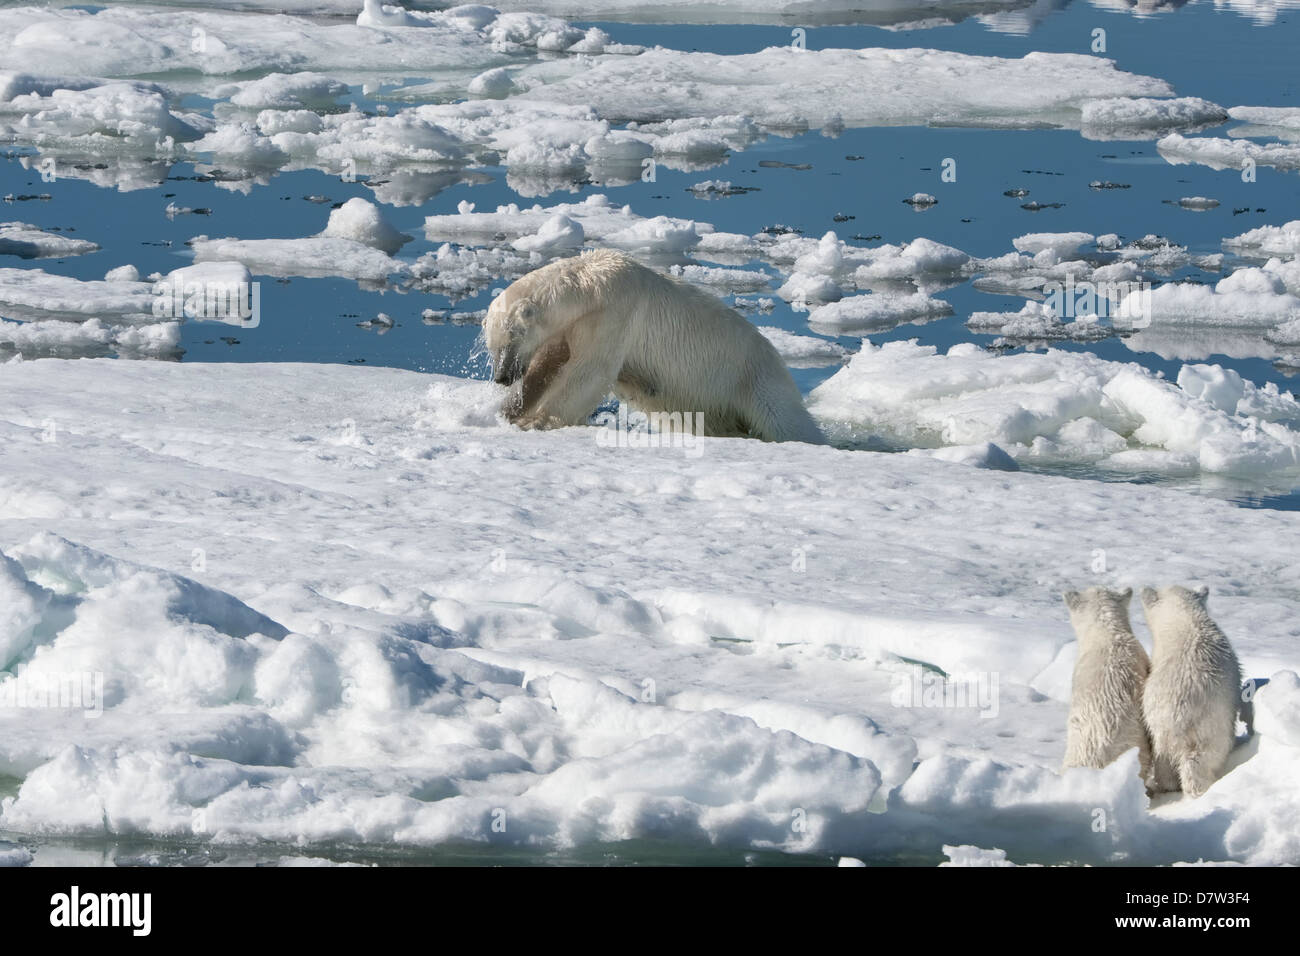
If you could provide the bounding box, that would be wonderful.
[483,250,826,443]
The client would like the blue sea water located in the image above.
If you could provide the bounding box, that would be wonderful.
[2,0,1299,506]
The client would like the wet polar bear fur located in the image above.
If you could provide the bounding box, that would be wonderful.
[1140,585,1242,797]
[483,250,826,443]
[1062,587,1152,781]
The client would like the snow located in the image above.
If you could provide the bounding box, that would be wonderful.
[1,357,1298,863]
[2,0,1298,867]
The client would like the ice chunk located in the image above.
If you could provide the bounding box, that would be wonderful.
[189,235,404,283]
[807,291,952,335]
[1158,133,1300,172]
[0,223,98,260]
[321,197,412,255]
[1011,232,1094,259]
[1080,96,1226,139]
[219,72,348,110]
[0,267,155,323]
[809,339,1300,476]
[1224,220,1300,259]
[511,214,584,254]
[756,326,848,367]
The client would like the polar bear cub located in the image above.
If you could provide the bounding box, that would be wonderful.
[1062,587,1152,780]
[482,250,826,444]
[1140,585,1242,797]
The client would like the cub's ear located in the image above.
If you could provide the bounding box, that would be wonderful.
[1194,584,1210,604]
[1140,587,1159,607]
[1118,587,1133,604]
[1062,590,1082,611]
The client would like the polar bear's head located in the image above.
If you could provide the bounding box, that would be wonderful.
[1139,585,1210,630]
[483,254,616,385]
[483,287,548,386]
[1062,586,1134,635]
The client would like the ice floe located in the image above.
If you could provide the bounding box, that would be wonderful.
[0,6,593,81]
[755,326,849,367]
[188,198,408,282]
[0,358,1298,862]
[1157,132,1300,173]
[516,47,1176,131]
[0,223,98,260]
